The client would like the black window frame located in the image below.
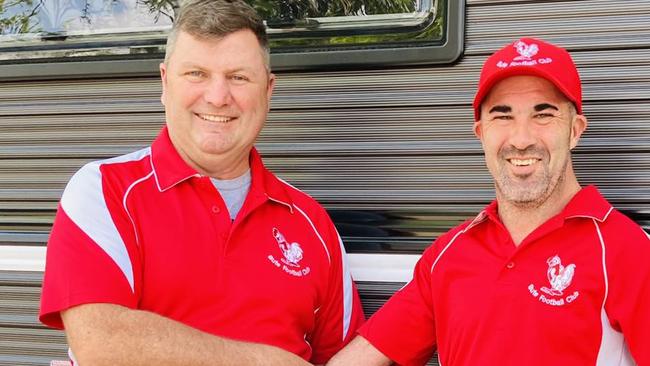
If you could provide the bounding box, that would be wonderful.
[0,0,465,81]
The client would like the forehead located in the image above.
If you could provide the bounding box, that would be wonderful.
[168,29,267,72]
[482,75,569,109]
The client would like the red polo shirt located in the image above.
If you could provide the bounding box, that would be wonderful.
[360,186,650,365]
[40,127,364,363]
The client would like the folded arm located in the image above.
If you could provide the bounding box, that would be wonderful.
[326,336,392,366]
[62,303,312,366]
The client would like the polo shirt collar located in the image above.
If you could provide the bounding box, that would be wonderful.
[478,185,613,229]
[247,148,295,213]
[150,127,199,192]
[561,185,613,222]
[150,127,295,211]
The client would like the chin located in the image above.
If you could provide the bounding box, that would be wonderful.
[499,184,549,207]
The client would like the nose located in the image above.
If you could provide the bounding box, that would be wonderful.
[203,77,232,107]
[508,118,537,150]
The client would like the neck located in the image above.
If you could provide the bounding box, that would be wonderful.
[176,145,252,180]
[497,176,581,246]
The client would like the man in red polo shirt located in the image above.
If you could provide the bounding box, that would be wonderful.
[39,1,364,365]
[328,38,650,366]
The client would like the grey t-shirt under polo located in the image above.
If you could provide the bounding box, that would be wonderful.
[210,170,251,220]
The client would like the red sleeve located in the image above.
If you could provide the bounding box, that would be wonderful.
[603,215,650,364]
[308,222,365,364]
[358,243,439,366]
[39,163,138,329]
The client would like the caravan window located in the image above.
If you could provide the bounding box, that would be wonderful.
[0,0,464,76]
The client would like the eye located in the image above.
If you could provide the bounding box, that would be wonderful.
[229,74,250,83]
[534,112,555,124]
[185,70,206,80]
[492,114,512,121]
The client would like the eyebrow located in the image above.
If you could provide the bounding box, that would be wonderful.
[179,62,260,76]
[179,62,205,69]
[534,103,559,112]
[488,105,511,114]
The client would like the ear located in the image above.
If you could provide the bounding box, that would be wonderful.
[159,62,168,106]
[569,114,588,150]
[473,120,483,140]
[266,73,276,105]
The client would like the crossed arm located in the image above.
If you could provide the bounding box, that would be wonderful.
[326,336,392,366]
[62,303,312,366]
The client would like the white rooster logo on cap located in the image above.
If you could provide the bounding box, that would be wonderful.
[514,40,539,60]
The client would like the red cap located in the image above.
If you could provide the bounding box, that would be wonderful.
[473,37,582,121]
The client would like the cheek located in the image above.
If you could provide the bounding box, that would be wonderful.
[481,133,504,158]
[236,87,269,111]
[167,82,202,110]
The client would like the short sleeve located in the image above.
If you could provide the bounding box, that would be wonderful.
[39,163,138,329]
[358,244,438,366]
[308,221,365,364]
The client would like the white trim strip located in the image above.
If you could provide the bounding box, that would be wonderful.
[430,227,469,274]
[149,152,164,192]
[593,219,635,366]
[567,206,614,223]
[267,196,294,213]
[337,232,353,340]
[347,253,419,282]
[0,246,46,271]
[292,204,331,264]
[123,171,154,246]
[0,247,420,283]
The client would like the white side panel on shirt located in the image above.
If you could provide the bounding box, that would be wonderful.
[596,309,636,366]
[593,218,637,366]
[337,232,354,341]
[59,147,151,293]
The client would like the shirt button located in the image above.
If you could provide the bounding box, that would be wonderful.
[506,262,515,269]
[211,205,220,214]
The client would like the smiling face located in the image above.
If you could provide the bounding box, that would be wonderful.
[474,75,587,209]
[159,29,275,178]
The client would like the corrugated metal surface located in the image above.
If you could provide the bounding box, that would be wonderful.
[0,272,431,366]
[1,0,649,363]
[0,271,67,365]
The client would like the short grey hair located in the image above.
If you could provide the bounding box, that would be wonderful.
[164,0,270,69]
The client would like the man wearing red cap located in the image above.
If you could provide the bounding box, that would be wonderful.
[327,38,650,365]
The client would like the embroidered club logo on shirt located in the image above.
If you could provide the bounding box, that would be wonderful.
[528,255,579,306]
[496,40,553,69]
[273,227,303,267]
[267,228,311,277]
[541,255,575,296]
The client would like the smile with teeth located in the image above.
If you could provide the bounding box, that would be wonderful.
[509,158,538,166]
[197,113,235,123]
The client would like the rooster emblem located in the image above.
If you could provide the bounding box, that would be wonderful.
[272,228,303,267]
[541,255,576,296]
[513,40,539,60]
